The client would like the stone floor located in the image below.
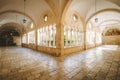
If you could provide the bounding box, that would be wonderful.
[0,45,120,80]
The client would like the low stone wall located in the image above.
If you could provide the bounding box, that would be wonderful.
[37,46,59,56]
[27,44,36,50]
[22,43,102,56]
[102,36,120,45]
[63,46,84,55]
[86,44,95,49]
[22,44,60,56]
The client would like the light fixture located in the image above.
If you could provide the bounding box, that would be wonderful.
[23,19,27,23]
[10,33,12,36]
[94,0,98,23]
[23,0,27,23]
[95,17,98,23]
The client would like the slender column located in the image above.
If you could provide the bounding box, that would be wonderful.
[26,32,28,44]
[72,28,74,47]
[53,28,55,48]
[66,28,68,47]
[75,28,77,46]
[84,30,86,50]
[42,28,44,46]
[70,28,72,47]
[46,27,48,47]
[49,27,51,47]
[95,32,96,47]
[35,28,37,49]
[45,27,47,46]
[41,29,43,46]
[39,29,41,46]
[40,29,42,46]
[76,30,79,46]
[64,27,66,47]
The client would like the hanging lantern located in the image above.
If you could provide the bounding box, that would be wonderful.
[23,0,27,23]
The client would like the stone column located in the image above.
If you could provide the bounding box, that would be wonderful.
[44,28,46,46]
[95,32,96,47]
[26,32,28,45]
[41,28,43,46]
[48,27,51,47]
[75,28,77,46]
[64,27,66,47]
[84,30,86,50]
[56,23,64,56]
[46,27,48,47]
[35,28,38,50]
[40,29,41,45]
[53,30,55,48]
[66,28,68,47]
[76,30,79,46]
[70,28,72,47]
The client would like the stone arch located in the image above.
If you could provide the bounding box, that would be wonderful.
[0,10,36,27]
[86,8,120,25]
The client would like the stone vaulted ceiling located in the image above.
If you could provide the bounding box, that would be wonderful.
[0,0,119,32]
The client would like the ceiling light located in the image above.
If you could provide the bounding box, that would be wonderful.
[94,0,98,23]
[23,19,27,23]
[23,0,27,23]
[95,18,98,23]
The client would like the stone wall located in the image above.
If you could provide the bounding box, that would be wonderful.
[63,46,84,55]
[86,44,96,49]
[102,35,120,45]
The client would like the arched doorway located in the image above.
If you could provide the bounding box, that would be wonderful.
[0,25,21,46]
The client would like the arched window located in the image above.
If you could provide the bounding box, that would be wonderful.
[86,22,95,44]
[22,34,27,44]
[37,24,56,48]
[52,24,56,47]
[49,25,52,47]
[28,31,35,44]
[64,25,84,48]
[96,32,102,43]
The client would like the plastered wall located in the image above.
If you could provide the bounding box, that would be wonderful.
[13,36,21,46]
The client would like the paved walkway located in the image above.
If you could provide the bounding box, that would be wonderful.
[0,45,120,80]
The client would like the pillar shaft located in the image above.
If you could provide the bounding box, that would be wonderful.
[56,23,64,56]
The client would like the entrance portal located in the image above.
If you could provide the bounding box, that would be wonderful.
[0,28,20,46]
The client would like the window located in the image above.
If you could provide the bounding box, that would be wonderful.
[86,31,95,44]
[86,22,95,44]
[44,15,48,22]
[64,25,84,48]
[73,14,78,22]
[22,34,27,43]
[37,24,56,48]
[96,33,102,43]
[28,31,35,44]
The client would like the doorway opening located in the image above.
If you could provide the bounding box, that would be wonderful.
[0,27,21,46]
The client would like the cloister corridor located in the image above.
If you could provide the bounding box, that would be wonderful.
[0,0,120,80]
